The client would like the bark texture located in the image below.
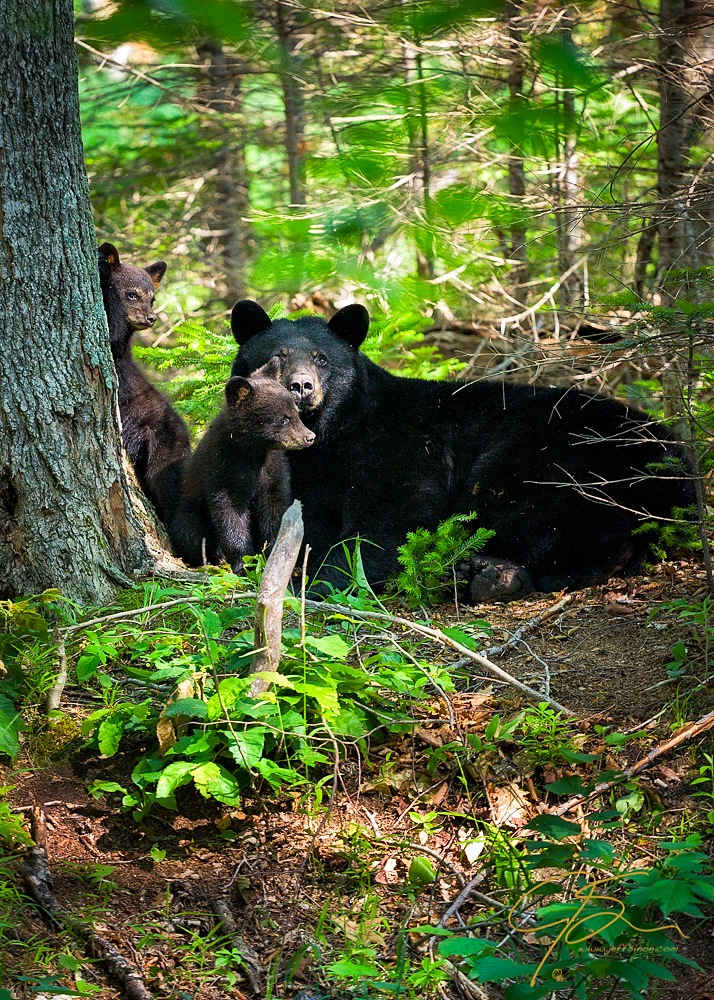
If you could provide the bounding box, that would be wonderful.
[506,2,529,305]
[196,38,252,304]
[274,0,307,207]
[0,0,154,602]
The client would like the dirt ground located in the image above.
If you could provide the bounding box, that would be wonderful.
[3,559,714,1000]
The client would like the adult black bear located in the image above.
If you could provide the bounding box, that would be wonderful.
[98,242,191,526]
[171,357,315,574]
[229,300,695,601]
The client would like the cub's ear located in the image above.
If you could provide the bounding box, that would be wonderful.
[327,303,370,349]
[231,300,272,345]
[98,242,120,269]
[255,355,282,381]
[225,376,254,408]
[145,261,167,289]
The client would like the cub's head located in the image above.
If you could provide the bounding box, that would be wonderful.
[230,300,370,433]
[98,242,167,342]
[224,356,316,452]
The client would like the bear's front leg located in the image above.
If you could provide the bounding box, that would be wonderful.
[209,490,254,575]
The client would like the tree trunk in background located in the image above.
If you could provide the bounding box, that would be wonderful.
[506,2,529,305]
[196,38,252,304]
[403,34,435,280]
[657,0,689,421]
[0,0,154,602]
[274,0,307,206]
[554,15,583,311]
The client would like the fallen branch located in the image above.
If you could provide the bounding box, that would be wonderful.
[553,707,714,817]
[21,807,153,1000]
[63,593,257,636]
[211,898,263,995]
[249,501,304,697]
[302,597,574,715]
[449,592,573,672]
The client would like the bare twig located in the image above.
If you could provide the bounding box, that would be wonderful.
[63,593,257,636]
[303,597,574,715]
[21,807,153,1000]
[211,898,263,995]
[553,707,714,817]
[249,501,304,697]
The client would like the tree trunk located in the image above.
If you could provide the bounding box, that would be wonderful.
[403,34,435,280]
[0,0,154,603]
[196,38,252,304]
[505,2,529,306]
[274,0,307,207]
[657,0,690,423]
[657,0,688,302]
[554,16,582,311]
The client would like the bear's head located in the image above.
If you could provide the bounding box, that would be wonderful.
[229,300,370,432]
[98,242,167,352]
[224,356,316,452]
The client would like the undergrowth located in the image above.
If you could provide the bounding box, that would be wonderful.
[1,574,713,997]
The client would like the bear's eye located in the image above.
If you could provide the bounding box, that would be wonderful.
[316,354,328,367]
[126,292,138,301]
[280,416,289,426]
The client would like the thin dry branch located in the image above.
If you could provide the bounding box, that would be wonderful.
[553,707,714,817]
[302,597,574,715]
[211,898,263,995]
[21,807,153,1000]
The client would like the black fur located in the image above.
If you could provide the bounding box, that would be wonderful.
[98,242,191,526]
[170,358,315,573]
[230,300,695,600]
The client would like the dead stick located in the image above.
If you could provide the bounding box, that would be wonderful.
[211,899,263,995]
[249,501,304,697]
[21,807,153,1000]
[44,637,67,714]
[553,707,714,817]
[302,597,574,716]
[450,593,574,668]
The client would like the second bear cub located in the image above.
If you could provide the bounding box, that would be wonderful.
[98,241,191,526]
[172,357,315,573]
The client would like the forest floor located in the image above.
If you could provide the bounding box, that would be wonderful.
[3,558,714,1000]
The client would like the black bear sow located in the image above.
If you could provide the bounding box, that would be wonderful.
[230,300,695,601]
[98,242,191,526]
[171,357,315,575]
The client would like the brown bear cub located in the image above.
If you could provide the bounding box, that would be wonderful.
[171,357,315,574]
[98,242,191,526]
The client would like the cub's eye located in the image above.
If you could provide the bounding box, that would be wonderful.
[126,292,138,301]
[316,354,328,367]
[280,416,290,426]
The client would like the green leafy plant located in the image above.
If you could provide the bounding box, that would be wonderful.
[391,512,494,607]
[691,751,714,831]
[78,576,455,820]
[437,822,713,999]
[516,702,580,769]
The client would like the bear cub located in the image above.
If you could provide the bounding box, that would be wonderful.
[98,241,191,526]
[171,357,315,574]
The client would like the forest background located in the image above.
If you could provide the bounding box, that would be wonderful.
[81,0,714,427]
[2,2,714,999]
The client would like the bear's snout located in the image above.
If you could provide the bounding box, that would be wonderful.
[283,363,324,411]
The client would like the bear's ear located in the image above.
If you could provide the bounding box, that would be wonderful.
[255,355,282,382]
[145,261,167,290]
[231,300,272,345]
[327,304,370,349]
[98,242,120,269]
[225,376,254,409]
